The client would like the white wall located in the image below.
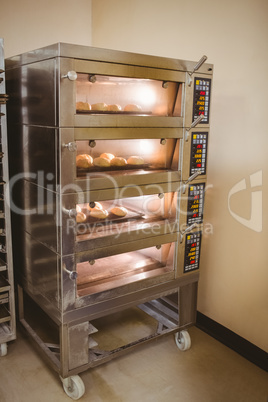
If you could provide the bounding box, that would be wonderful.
[0,0,92,58]
[92,0,268,351]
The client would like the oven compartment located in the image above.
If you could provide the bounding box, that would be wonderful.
[64,232,179,310]
[63,183,180,255]
[61,128,182,192]
[17,180,179,256]
[60,57,185,128]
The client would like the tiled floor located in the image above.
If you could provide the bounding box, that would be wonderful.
[0,321,267,402]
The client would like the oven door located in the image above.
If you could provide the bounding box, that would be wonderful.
[59,58,185,128]
[61,182,180,256]
[62,232,179,311]
[61,128,182,192]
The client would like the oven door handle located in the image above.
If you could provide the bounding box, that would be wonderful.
[180,223,197,243]
[64,267,78,281]
[63,142,77,152]
[61,70,77,81]
[63,207,77,218]
[185,114,205,142]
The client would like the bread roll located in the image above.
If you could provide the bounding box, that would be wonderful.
[110,206,128,217]
[90,209,109,219]
[93,157,110,167]
[76,102,91,111]
[124,104,142,112]
[87,201,103,211]
[127,156,145,165]
[100,153,115,161]
[91,102,108,111]
[108,104,122,112]
[110,157,127,166]
[76,212,87,223]
[76,154,93,169]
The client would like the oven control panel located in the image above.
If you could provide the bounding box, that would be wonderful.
[184,231,202,273]
[190,132,208,175]
[187,183,205,225]
[192,77,211,124]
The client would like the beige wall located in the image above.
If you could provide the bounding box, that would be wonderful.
[0,0,92,58]
[92,0,268,351]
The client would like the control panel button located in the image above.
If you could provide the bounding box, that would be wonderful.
[192,78,211,124]
[190,132,208,175]
[184,231,202,273]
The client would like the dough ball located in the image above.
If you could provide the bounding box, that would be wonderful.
[110,206,128,217]
[76,102,91,111]
[87,201,103,212]
[76,212,87,223]
[110,157,127,166]
[91,102,108,111]
[127,156,145,165]
[100,153,115,161]
[90,209,109,219]
[108,104,122,112]
[93,156,111,167]
[124,104,142,112]
[76,154,93,169]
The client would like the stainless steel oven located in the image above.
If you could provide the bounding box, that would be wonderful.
[6,43,212,399]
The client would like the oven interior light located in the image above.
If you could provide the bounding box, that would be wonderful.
[136,86,156,107]
[139,139,154,155]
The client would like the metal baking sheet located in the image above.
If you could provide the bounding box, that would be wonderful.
[76,204,145,234]
[76,110,152,115]
[77,163,150,175]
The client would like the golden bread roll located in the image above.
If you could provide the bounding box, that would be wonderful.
[127,156,145,165]
[76,212,87,223]
[90,209,109,219]
[110,157,127,166]
[100,153,115,161]
[91,102,108,111]
[124,104,142,112]
[76,101,91,111]
[93,157,110,167]
[87,201,103,211]
[110,206,128,217]
[108,104,122,112]
[76,154,93,169]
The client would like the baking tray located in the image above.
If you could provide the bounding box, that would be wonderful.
[76,110,152,115]
[76,205,145,234]
[77,163,150,175]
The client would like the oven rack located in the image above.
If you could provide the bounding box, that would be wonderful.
[0,38,16,357]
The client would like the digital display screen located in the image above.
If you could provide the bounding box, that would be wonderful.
[187,183,205,225]
[192,78,211,124]
[184,231,202,273]
[190,132,208,175]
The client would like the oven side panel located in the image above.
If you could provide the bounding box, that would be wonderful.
[6,58,58,127]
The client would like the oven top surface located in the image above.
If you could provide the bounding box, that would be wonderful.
[5,42,213,75]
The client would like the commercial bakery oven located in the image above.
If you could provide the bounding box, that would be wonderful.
[5,43,212,399]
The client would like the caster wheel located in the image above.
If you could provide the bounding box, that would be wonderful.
[61,375,85,400]
[0,343,7,357]
[175,330,191,351]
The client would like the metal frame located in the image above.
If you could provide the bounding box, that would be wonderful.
[0,38,16,356]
